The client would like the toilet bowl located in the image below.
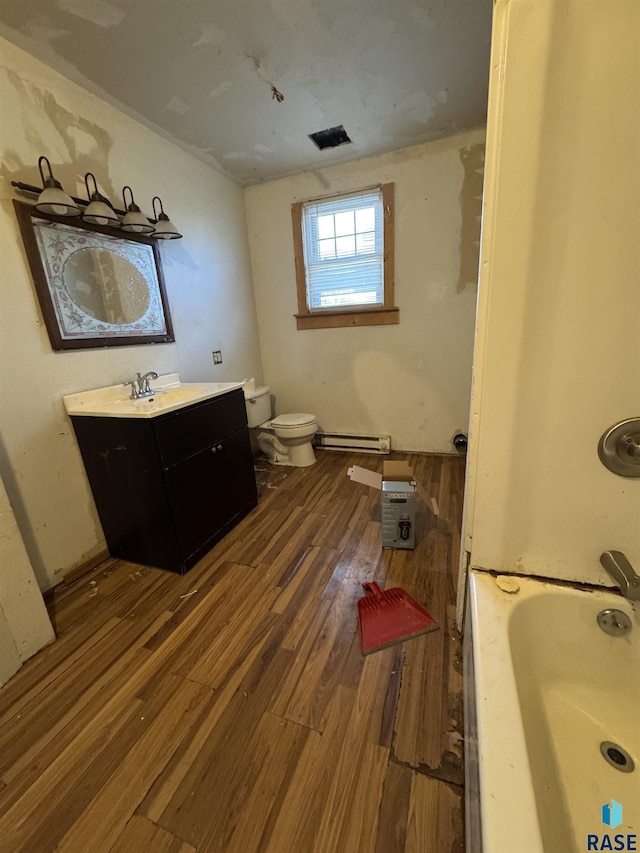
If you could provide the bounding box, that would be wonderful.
[258,414,318,467]
[244,385,318,467]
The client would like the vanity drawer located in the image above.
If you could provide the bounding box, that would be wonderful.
[154,388,247,468]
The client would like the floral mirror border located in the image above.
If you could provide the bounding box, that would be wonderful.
[14,200,175,351]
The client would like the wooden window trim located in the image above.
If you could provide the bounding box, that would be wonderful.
[291,183,398,331]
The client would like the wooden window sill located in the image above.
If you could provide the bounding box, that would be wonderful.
[295,307,399,330]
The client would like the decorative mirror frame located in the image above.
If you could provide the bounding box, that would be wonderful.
[13,200,175,351]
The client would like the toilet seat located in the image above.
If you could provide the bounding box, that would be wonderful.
[245,392,317,467]
[270,413,316,429]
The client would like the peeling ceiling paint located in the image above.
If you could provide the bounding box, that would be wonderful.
[165,94,191,116]
[0,0,492,186]
[209,80,232,98]
[192,23,225,47]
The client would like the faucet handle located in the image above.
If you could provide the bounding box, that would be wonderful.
[600,550,640,601]
[123,379,138,400]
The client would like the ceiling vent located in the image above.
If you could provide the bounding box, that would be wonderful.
[308,125,352,150]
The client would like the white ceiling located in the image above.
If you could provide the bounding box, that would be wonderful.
[0,0,493,186]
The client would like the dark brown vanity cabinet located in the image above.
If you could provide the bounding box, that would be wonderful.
[71,388,257,574]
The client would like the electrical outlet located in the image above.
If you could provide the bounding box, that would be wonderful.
[212,350,223,365]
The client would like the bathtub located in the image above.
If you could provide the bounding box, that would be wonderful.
[464,569,639,853]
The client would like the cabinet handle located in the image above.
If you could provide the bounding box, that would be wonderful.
[217,444,223,452]
[211,446,217,454]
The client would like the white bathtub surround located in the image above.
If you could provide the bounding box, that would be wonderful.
[454,2,639,849]
[459,0,640,605]
[465,570,639,853]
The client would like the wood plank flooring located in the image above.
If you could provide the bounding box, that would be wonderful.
[0,450,466,853]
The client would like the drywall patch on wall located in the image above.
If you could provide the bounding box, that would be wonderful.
[0,66,114,197]
[53,0,125,29]
[457,143,484,293]
[24,21,70,43]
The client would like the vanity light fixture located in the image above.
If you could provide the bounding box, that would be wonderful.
[151,197,182,240]
[82,172,119,227]
[34,156,81,217]
[120,185,155,235]
[11,158,182,241]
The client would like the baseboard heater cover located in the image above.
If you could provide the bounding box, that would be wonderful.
[314,431,391,454]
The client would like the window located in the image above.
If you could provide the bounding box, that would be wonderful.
[292,183,398,330]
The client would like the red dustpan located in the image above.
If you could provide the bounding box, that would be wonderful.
[358,582,439,655]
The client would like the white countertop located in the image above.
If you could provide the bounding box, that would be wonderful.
[63,373,244,419]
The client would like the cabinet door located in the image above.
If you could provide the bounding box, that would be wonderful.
[165,427,257,565]
[165,443,224,563]
[216,427,258,524]
[154,389,247,468]
[72,415,183,571]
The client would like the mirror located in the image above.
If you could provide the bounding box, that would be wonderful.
[63,249,150,324]
[14,201,174,351]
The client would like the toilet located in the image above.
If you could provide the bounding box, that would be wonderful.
[244,385,318,467]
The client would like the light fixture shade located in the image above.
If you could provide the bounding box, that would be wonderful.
[82,172,119,226]
[153,213,182,240]
[35,156,80,217]
[151,196,182,240]
[121,185,154,234]
[83,199,120,227]
[121,210,155,234]
[35,185,80,217]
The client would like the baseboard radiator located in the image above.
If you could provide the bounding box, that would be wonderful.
[314,431,391,454]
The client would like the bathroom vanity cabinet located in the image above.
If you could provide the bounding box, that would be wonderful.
[70,388,257,574]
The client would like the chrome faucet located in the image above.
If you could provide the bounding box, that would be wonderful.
[123,371,158,399]
[139,371,158,394]
[600,551,640,601]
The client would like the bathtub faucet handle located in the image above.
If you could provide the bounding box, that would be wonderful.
[600,550,640,601]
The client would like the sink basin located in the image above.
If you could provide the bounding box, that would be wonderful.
[63,373,244,419]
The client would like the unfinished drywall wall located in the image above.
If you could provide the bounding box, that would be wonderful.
[244,129,485,452]
[0,473,55,684]
[0,37,263,590]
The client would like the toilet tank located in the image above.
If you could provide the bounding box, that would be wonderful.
[244,386,271,427]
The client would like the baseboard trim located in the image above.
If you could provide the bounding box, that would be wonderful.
[62,549,111,586]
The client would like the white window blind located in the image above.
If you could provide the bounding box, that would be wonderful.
[301,189,383,311]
